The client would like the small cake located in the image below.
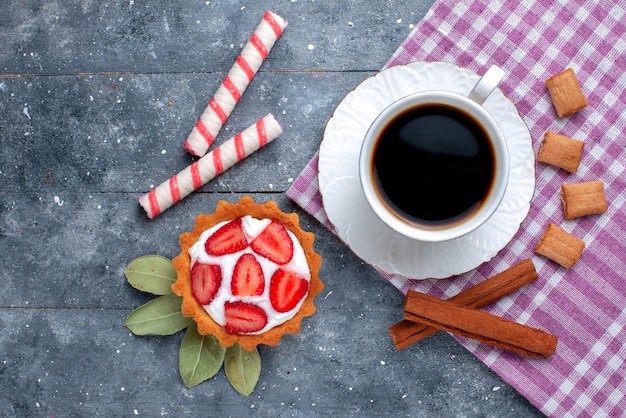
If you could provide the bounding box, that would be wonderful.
[172,196,323,350]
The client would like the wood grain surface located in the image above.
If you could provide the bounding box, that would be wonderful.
[0,1,544,416]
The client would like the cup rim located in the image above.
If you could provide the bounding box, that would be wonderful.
[359,90,510,242]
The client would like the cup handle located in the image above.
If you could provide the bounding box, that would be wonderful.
[467,65,506,105]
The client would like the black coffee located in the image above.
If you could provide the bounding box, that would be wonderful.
[371,103,495,228]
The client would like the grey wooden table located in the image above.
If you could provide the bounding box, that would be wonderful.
[1,1,545,416]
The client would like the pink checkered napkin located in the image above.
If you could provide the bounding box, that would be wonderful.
[287,0,626,416]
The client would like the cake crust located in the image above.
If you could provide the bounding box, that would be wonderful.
[172,196,323,350]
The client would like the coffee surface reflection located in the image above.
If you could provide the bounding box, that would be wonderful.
[371,103,495,229]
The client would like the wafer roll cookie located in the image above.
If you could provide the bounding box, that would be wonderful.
[183,11,287,157]
[534,223,585,269]
[561,180,608,220]
[537,132,584,173]
[140,114,282,219]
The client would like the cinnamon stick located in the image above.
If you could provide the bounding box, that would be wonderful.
[404,292,558,358]
[389,259,538,350]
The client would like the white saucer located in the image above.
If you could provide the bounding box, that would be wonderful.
[318,61,535,279]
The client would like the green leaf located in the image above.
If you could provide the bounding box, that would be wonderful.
[179,322,225,388]
[124,255,176,295]
[224,343,261,396]
[124,294,191,335]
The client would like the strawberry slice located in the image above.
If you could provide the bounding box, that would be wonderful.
[250,221,294,264]
[224,301,268,334]
[231,253,265,296]
[269,269,309,313]
[205,218,248,256]
[190,262,222,305]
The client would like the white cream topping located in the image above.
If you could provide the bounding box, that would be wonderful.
[188,215,311,334]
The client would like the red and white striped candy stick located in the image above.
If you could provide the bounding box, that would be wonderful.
[140,114,282,219]
[183,11,287,157]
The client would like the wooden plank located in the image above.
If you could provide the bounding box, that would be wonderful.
[0,1,420,75]
[0,71,371,193]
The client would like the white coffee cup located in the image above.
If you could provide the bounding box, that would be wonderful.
[359,65,509,242]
